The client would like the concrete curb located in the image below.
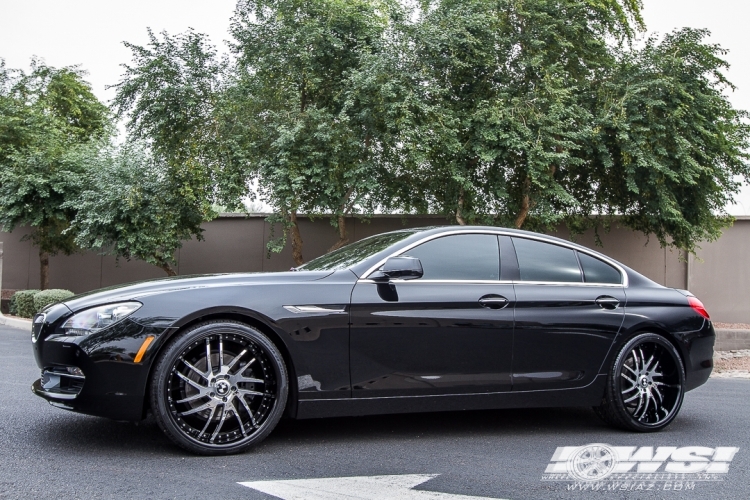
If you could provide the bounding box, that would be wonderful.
[0,313,31,331]
[714,328,750,352]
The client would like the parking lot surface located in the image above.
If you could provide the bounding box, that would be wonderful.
[2,324,748,499]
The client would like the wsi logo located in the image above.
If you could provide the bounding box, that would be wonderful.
[543,444,739,483]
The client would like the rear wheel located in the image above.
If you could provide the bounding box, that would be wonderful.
[150,320,288,455]
[594,333,685,432]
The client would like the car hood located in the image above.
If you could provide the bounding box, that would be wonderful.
[62,271,335,313]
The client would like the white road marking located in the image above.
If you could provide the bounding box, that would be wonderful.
[238,474,505,499]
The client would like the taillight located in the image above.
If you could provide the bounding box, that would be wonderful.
[688,296,710,320]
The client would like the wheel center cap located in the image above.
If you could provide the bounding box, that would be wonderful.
[640,376,649,388]
[215,380,230,396]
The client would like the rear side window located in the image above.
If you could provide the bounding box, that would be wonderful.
[578,252,621,284]
[404,234,499,280]
[512,237,582,283]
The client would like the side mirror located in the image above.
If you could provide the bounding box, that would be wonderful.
[371,256,423,282]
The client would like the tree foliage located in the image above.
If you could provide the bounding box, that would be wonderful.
[0,60,109,288]
[68,141,205,276]
[229,0,405,263]
[4,0,747,278]
[381,1,747,253]
[107,0,748,265]
[110,29,221,228]
[388,0,640,228]
[576,28,750,251]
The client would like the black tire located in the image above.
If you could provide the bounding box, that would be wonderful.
[150,320,288,455]
[594,333,685,432]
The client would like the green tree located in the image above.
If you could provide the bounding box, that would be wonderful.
[68,141,205,276]
[0,60,109,289]
[108,1,750,266]
[391,0,643,229]
[571,28,750,252]
[230,0,404,263]
[387,1,747,254]
[111,29,222,231]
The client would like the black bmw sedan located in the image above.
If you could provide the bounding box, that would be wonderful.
[31,226,714,455]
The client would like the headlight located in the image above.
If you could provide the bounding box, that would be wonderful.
[61,302,142,336]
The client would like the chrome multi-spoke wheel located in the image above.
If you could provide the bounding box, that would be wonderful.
[594,333,685,432]
[151,321,287,455]
[619,342,682,425]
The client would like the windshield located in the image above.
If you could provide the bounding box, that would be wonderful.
[298,230,420,271]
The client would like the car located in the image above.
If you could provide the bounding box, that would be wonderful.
[30,226,715,455]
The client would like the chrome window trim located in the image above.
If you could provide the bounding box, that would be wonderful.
[359,229,628,287]
[511,281,625,288]
[357,279,515,285]
[357,278,624,287]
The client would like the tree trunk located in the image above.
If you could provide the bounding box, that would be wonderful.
[328,186,356,252]
[39,251,49,290]
[157,262,177,277]
[290,210,304,266]
[328,215,350,252]
[456,187,467,225]
[515,177,531,229]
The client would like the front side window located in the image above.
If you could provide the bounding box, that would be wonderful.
[512,237,582,283]
[403,234,500,280]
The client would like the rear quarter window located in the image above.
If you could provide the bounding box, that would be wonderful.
[578,252,622,284]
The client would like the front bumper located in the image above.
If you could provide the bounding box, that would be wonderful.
[31,313,171,421]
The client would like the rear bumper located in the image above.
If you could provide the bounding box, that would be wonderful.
[684,321,715,392]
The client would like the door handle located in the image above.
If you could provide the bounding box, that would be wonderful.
[478,295,509,309]
[595,296,620,310]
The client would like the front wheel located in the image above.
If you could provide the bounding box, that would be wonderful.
[150,320,288,455]
[594,333,685,432]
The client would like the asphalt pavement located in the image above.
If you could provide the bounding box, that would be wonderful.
[2,323,748,500]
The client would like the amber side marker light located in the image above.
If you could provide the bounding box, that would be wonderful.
[134,336,156,363]
[688,296,710,320]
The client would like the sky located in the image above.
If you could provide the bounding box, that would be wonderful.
[1,0,749,214]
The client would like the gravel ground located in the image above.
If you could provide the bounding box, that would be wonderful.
[714,322,750,329]
[713,349,750,378]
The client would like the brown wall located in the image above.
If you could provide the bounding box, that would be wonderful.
[1,215,747,322]
[0,214,447,292]
[686,218,750,323]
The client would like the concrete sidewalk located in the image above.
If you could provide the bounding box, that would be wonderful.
[0,313,31,331]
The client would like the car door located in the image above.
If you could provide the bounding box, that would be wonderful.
[510,236,626,391]
[349,232,515,398]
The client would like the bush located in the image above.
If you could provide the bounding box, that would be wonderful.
[33,289,75,313]
[14,290,40,318]
[9,294,18,316]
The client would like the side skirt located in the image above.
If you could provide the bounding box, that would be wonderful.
[295,374,607,419]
